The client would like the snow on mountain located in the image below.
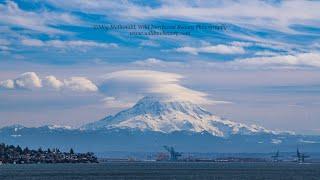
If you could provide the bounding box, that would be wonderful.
[0,124,74,132]
[83,96,274,137]
[47,125,73,130]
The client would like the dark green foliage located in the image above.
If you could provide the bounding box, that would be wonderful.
[70,148,74,154]
[0,143,98,164]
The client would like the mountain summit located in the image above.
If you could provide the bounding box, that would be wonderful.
[83,96,272,137]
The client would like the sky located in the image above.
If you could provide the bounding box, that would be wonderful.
[0,0,320,134]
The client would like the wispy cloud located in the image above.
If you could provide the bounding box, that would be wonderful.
[43,0,125,14]
[231,53,320,68]
[21,39,118,49]
[175,44,245,55]
[139,40,160,47]
[126,0,320,33]
[132,58,183,67]
[0,38,12,53]
[44,0,320,33]
[254,51,281,57]
[101,96,134,109]
[130,52,320,70]
[0,1,81,34]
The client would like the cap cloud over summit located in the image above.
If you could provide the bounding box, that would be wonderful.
[99,70,213,105]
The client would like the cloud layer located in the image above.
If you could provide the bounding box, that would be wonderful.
[100,70,212,105]
[232,53,320,68]
[0,1,80,34]
[0,72,98,92]
[175,44,245,55]
[21,39,118,49]
[44,0,320,32]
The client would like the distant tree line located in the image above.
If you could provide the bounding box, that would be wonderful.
[0,143,98,164]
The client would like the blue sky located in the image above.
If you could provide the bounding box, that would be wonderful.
[0,0,320,134]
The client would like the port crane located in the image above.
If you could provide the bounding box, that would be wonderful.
[295,148,310,163]
[271,150,281,162]
[163,146,182,161]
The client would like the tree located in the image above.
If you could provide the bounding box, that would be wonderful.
[23,147,30,154]
[70,148,74,154]
[16,145,22,153]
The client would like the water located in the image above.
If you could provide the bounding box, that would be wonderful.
[1,162,320,180]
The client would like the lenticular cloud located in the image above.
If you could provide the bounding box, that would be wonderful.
[99,70,211,105]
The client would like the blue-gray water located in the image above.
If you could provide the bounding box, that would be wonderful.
[1,162,320,180]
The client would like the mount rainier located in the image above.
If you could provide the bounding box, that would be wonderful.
[0,96,319,153]
[83,96,274,137]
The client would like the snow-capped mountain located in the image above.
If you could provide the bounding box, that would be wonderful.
[83,96,274,137]
[1,96,319,153]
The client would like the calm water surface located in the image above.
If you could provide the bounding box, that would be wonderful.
[0,162,320,180]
